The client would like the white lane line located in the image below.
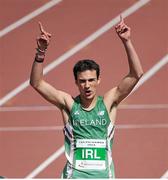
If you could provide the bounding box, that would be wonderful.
[1,124,168,132]
[0,0,150,106]
[0,105,57,112]
[24,0,153,178]
[26,146,65,179]
[116,124,168,129]
[0,0,63,37]
[120,104,168,109]
[132,54,168,92]
[161,170,168,178]
[0,126,63,132]
[0,80,29,106]
[1,104,168,112]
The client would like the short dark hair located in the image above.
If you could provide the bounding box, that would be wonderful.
[73,59,100,80]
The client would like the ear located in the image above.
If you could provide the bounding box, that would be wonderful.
[75,80,78,86]
[97,76,101,84]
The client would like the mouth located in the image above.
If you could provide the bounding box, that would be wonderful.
[85,90,92,96]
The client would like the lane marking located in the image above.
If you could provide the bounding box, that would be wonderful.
[0,0,151,106]
[133,54,168,92]
[1,104,168,112]
[116,124,168,129]
[26,146,65,179]
[1,124,168,132]
[161,170,168,178]
[0,105,57,112]
[0,126,63,132]
[120,104,168,109]
[0,0,63,37]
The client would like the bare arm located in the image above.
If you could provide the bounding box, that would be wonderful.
[30,22,73,110]
[104,16,143,109]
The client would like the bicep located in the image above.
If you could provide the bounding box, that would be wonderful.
[33,80,73,109]
[116,74,139,103]
[104,75,140,108]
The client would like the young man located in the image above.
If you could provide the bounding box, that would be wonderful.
[30,16,143,178]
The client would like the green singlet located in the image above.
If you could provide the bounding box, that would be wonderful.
[62,96,115,179]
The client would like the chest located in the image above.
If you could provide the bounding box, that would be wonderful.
[72,108,108,127]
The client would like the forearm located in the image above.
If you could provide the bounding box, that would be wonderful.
[123,39,143,78]
[30,21,51,88]
[30,54,44,88]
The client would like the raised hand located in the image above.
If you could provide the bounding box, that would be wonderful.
[36,22,51,52]
[115,15,131,42]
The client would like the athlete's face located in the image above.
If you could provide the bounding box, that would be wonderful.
[75,70,100,100]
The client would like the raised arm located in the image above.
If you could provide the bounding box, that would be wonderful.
[104,16,143,109]
[30,22,73,110]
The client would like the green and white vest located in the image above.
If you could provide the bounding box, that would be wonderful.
[62,96,115,178]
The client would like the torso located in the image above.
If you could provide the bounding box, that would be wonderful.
[61,96,116,178]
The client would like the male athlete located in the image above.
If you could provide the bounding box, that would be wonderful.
[30,16,143,178]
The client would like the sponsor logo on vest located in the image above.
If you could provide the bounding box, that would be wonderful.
[73,118,107,126]
[74,111,80,115]
[97,111,105,116]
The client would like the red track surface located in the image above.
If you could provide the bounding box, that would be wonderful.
[0,0,168,178]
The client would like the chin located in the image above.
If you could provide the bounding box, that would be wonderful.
[85,94,95,100]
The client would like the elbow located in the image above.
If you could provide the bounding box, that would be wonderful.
[30,79,40,90]
[30,80,34,88]
[129,71,143,83]
[136,71,144,80]
[131,69,144,80]
[30,80,36,90]
[29,78,33,87]
[137,70,144,79]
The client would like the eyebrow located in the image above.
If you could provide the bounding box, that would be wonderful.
[79,78,96,82]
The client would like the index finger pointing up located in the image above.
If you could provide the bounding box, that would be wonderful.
[119,15,124,24]
[38,21,45,34]
[38,21,52,38]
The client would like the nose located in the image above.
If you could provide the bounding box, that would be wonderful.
[85,80,90,88]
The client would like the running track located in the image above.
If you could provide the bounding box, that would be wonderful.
[0,0,168,178]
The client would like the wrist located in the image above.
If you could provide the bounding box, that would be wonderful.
[35,48,46,63]
[122,39,132,47]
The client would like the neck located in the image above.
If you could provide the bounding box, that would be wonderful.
[80,95,97,110]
